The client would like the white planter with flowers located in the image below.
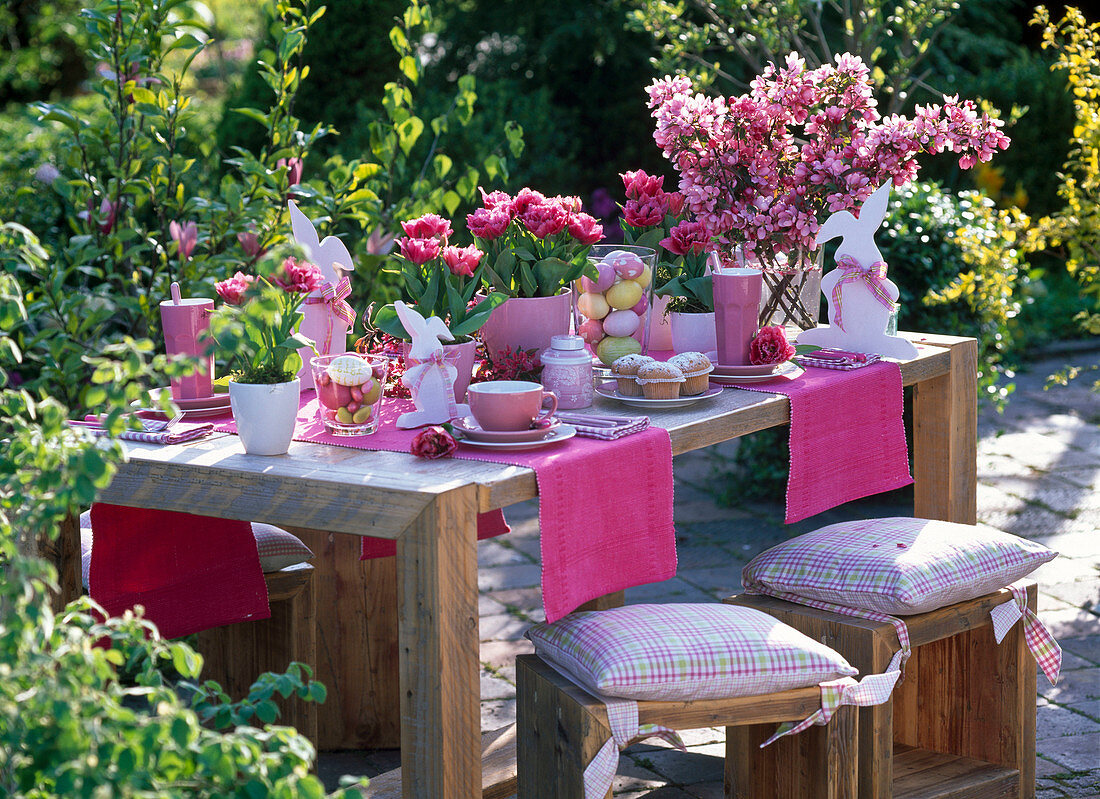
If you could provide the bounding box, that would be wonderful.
[228,378,301,456]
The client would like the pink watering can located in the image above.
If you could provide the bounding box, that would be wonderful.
[159,281,214,400]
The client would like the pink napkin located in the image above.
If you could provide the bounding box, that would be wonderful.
[735,361,912,523]
[216,393,678,622]
[88,503,270,638]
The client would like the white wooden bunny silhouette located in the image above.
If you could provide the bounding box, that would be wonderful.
[289,200,357,387]
[797,183,918,360]
[394,301,470,428]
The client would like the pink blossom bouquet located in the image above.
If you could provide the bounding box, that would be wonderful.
[207,249,323,384]
[371,212,509,342]
[647,53,1010,326]
[618,169,716,313]
[467,188,604,298]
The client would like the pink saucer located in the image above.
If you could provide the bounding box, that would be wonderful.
[710,363,779,377]
[148,386,231,410]
[452,416,561,443]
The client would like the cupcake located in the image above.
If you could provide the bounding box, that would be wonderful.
[635,361,685,400]
[611,354,654,397]
[669,351,714,395]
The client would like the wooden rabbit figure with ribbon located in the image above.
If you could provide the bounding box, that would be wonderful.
[797,183,918,360]
[289,200,357,388]
[394,302,471,428]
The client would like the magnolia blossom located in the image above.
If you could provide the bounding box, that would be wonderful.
[277,156,303,187]
[237,231,263,259]
[86,197,118,234]
[272,257,324,295]
[215,271,255,305]
[660,220,711,255]
[401,213,453,242]
[398,236,442,266]
[169,220,197,261]
[441,244,482,277]
[467,206,512,240]
[647,52,1011,261]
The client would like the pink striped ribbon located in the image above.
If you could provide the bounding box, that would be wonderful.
[304,276,356,352]
[831,256,896,331]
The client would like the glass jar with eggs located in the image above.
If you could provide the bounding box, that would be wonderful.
[574,245,657,365]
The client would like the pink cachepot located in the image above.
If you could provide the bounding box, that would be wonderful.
[477,289,572,362]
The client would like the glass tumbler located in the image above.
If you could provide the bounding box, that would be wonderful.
[574,244,657,365]
[310,353,389,436]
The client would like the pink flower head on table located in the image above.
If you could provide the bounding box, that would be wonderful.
[410,425,457,459]
[749,325,796,365]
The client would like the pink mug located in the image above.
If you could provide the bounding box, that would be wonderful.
[467,381,558,431]
[160,297,214,400]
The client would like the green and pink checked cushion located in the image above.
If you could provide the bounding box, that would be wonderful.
[525,603,858,702]
[741,517,1056,616]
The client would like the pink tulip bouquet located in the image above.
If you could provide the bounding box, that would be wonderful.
[467,188,604,298]
[207,251,322,384]
[647,53,1011,267]
[371,213,508,341]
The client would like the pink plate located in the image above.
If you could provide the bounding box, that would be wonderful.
[451,416,561,443]
[147,386,231,410]
[710,363,779,377]
[136,406,233,421]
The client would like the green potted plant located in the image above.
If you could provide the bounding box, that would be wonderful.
[207,248,320,455]
[467,188,603,359]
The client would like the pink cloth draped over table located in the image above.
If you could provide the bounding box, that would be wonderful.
[88,504,270,639]
[736,361,913,524]
[215,394,678,623]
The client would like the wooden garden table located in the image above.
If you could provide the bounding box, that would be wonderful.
[66,331,976,799]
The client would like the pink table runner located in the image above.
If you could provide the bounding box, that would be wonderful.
[216,393,678,623]
[88,503,270,638]
[735,361,913,524]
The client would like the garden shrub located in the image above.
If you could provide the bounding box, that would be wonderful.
[0,0,89,104]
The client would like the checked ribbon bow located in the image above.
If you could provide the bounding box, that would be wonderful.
[762,671,900,746]
[403,347,465,421]
[991,582,1062,686]
[305,276,356,352]
[831,255,896,332]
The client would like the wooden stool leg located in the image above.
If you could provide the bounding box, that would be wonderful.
[517,655,612,799]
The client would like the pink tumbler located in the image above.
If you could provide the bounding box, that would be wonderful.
[713,267,763,366]
[160,282,214,400]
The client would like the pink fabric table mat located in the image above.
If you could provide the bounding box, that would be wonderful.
[88,503,270,639]
[215,392,678,623]
[734,361,913,524]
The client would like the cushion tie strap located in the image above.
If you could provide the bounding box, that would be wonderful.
[582,695,685,799]
[990,582,1062,686]
[762,670,900,747]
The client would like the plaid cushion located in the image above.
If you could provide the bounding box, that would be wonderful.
[742,517,1056,615]
[525,603,857,702]
[79,512,312,588]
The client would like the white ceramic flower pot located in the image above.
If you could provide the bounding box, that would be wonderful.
[228,378,301,456]
[670,311,716,355]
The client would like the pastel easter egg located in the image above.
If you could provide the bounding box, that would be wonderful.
[630,295,649,316]
[595,335,642,366]
[636,264,652,289]
[327,354,373,386]
[346,401,360,414]
[577,291,610,320]
[603,309,640,338]
[603,250,645,279]
[336,407,354,424]
[361,376,382,405]
[578,317,604,346]
[372,362,387,380]
[317,380,353,410]
[581,262,616,293]
[605,279,643,310]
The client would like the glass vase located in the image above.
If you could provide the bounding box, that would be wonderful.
[757,246,824,341]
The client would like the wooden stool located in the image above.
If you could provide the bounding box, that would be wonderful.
[516,653,859,799]
[194,562,318,744]
[726,582,1038,799]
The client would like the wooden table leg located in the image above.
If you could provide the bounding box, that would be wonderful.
[396,485,482,799]
[912,336,978,524]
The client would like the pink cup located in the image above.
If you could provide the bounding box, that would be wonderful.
[713,268,763,366]
[160,298,214,400]
[467,381,558,432]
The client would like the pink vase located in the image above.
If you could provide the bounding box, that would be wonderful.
[402,339,477,403]
[478,289,573,362]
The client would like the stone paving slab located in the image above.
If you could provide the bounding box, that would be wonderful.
[317,350,1100,796]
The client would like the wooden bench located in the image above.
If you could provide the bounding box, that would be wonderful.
[726,583,1037,799]
[516,653,859,799]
